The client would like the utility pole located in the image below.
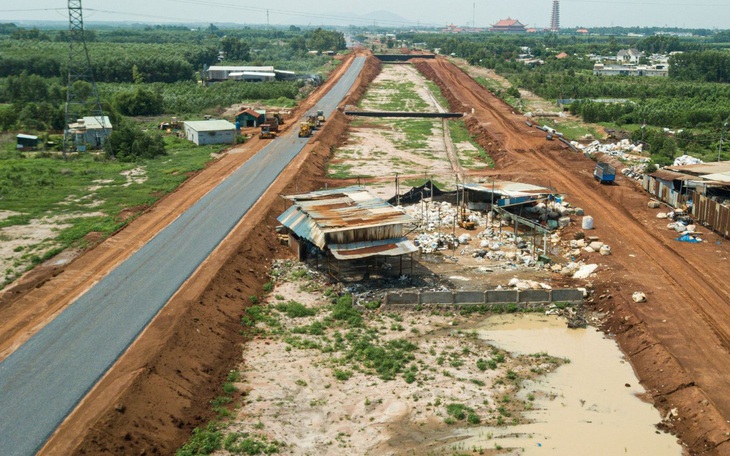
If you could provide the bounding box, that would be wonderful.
[64,0,110,158]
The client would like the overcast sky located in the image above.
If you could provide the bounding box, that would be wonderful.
[1,0,728,30]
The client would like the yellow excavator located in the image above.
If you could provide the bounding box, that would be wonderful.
[298,122,312,138]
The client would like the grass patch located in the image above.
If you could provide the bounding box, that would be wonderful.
[448,119,494,169]
[275,300,317,318]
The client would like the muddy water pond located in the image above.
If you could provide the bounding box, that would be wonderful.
[452,314,682,455]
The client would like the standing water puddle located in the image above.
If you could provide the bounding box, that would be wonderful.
[452,314,682,455]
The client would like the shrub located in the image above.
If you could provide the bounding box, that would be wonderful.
[176,422,222,456]
[275,300,316,318]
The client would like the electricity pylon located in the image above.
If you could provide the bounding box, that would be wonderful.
[63,0,110,158]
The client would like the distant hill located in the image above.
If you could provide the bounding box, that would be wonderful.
[352,10,412,27]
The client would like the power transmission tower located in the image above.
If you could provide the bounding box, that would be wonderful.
[64,0,110,158]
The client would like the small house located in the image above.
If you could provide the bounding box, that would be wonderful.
[183,120,236,146]
[68,116,113,149]
[235,108,266,128]
[617,48,642,64]
[16,134,40,150]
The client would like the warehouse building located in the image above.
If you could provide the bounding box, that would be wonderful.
[183,120,236,146]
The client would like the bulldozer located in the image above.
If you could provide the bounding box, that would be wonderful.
[259,124,276,139]
[317,110,326,123]
[307,114,320,130]
[298,122,312,138]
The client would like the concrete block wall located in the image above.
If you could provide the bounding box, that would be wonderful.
[382,288,582,310]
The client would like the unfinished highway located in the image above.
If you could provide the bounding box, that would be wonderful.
[0,56,365,456]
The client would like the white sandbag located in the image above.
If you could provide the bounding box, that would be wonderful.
[582,216,594,230]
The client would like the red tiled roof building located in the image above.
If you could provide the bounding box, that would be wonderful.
[490,18,527,33]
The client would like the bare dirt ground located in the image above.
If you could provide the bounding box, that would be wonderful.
[3,51,729,456]
[222,261,564,456]
[417,56,730,455]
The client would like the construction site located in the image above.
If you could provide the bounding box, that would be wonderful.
[2,50,730,456]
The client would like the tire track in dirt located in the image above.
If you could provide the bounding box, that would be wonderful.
[417,55,730,455]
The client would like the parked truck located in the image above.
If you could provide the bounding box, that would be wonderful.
[259,124,276,139]
[317,110,326,123]
[594,162,616,184]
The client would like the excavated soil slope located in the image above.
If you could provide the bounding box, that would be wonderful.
[417,56,730,456]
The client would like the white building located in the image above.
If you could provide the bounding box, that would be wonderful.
[593,63,668,77]
[183,120,236,146]
[68,116,113,149]
[206,66,277,82]
[617,48,643,64]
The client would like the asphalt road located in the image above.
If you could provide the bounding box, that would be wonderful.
[0,56,365,456]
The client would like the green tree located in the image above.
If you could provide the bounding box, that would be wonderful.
[108,122,166,162]
[220,36,250,61]
[113,87,164,116]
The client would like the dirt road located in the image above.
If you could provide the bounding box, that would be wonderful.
[418,56,730,455]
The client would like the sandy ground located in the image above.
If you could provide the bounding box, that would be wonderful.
[330,64,463,199]
[221,261,564,456]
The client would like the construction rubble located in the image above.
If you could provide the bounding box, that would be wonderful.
[572,139,650,162]
[402,200,604,282]
[672,154,703,166]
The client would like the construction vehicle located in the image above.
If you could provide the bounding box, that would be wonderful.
[317,110,326,123]
[306,115,320,130]
[594,162,616,184]
[298,122,312,138]
[264,114,282,132]
[458,205,476,230]
[259,124,276,139]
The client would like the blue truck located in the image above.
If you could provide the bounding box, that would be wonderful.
[594,162,616,184]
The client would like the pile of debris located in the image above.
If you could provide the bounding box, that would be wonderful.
[401,201,483,231]
[672,154,703,166]
[621,164,647,181]
[573,139,650,163]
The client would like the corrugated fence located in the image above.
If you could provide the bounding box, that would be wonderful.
[693,192,730,238]
[382,289,583,310]
[642,175,730,239]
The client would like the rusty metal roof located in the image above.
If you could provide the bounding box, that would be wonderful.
[650,169,695,181]
[330,238,418,260]
[278,186,415,250]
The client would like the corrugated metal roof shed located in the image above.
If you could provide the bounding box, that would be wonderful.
[330,238,417,260]
[278,187,416,252]
[184,120,236,132]
[666,161,730,175]
[701,172,730,183]
[460,181,552,198]
[650,169,695,181]
[208,65,275,72]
